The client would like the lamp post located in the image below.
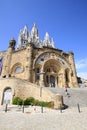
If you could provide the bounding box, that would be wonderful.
[37,72,45,113]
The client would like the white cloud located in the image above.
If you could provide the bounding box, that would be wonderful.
[77,72,87,79]
[75,58,87,69]
[75,58,87,79]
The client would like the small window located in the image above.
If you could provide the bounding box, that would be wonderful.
[47,68,50,72]
[15,66,22,73]
[36,68,40,80]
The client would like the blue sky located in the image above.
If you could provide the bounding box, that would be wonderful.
[0,0,87,79]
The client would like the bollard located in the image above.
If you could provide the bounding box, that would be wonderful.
[77,103,80,113]
[5,104,8,112]
[22,105,24,113]
[41,106,43,113]
[60,104,62,113]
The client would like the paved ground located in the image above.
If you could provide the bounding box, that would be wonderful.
[0,87,87,130]
[0,105,87,130]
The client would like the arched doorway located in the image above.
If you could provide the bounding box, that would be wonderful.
[50,75,55,87]
[44,59,61,87]
[2,88,12,105]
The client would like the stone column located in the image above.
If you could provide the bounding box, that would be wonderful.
[63,69,66,87]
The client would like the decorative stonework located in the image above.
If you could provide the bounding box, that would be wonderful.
[36,52,69,69]
[17,23,55,49]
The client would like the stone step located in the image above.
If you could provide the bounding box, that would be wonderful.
[48,87,87,107]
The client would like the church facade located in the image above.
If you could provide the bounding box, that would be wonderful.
[0,24,79,107]
[0,24,78,88]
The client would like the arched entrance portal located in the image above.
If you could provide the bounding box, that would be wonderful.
[35,52,71,87]
[2,88,12,104]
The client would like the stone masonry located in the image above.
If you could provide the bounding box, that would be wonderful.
[0,24,79,108]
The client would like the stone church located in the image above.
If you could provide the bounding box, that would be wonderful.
[0,24,78,108]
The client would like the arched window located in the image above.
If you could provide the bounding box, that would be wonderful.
[11,63,23,75]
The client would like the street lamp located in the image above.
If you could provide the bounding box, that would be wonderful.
[36,72,45,97]
[36,72,45,113]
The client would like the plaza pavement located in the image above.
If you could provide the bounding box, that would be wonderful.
[0,104,87,130]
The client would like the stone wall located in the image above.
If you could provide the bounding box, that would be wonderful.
[0,78,63,109]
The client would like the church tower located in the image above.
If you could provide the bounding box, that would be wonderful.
[2,38,16,76]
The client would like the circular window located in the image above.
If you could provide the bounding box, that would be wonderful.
[15,66,22,73]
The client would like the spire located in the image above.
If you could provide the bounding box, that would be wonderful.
[24,25,28,32]
[45,32,50,41]
[51,38,55,48]
[43,32,55,48]
[30,23,38,37]
[16,23,55,50]
[43,32,51,46]
[23,25,29,39]
[28,23,42,48]
[17,25,29,49]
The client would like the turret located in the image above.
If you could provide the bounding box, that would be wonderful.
[2,39,16,76]
[9,38,16,50]
[68,51,78,87]
[24,43,34,81]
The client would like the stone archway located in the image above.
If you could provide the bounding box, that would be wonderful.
[2,87,12,105]
[34,52,71,87]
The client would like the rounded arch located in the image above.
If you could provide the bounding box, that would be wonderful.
[43,59,61,71]
[2,87,12,105]
[33,51,70,69]
[10,62,24,74]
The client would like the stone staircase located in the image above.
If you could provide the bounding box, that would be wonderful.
[48,87,87,108]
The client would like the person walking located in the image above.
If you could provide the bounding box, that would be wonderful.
[64,86,70,97]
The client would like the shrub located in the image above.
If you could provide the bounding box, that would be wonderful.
[24,97,35,105]
[12,97,23,105]
[12,96,54,108]
[34,100,54,108]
